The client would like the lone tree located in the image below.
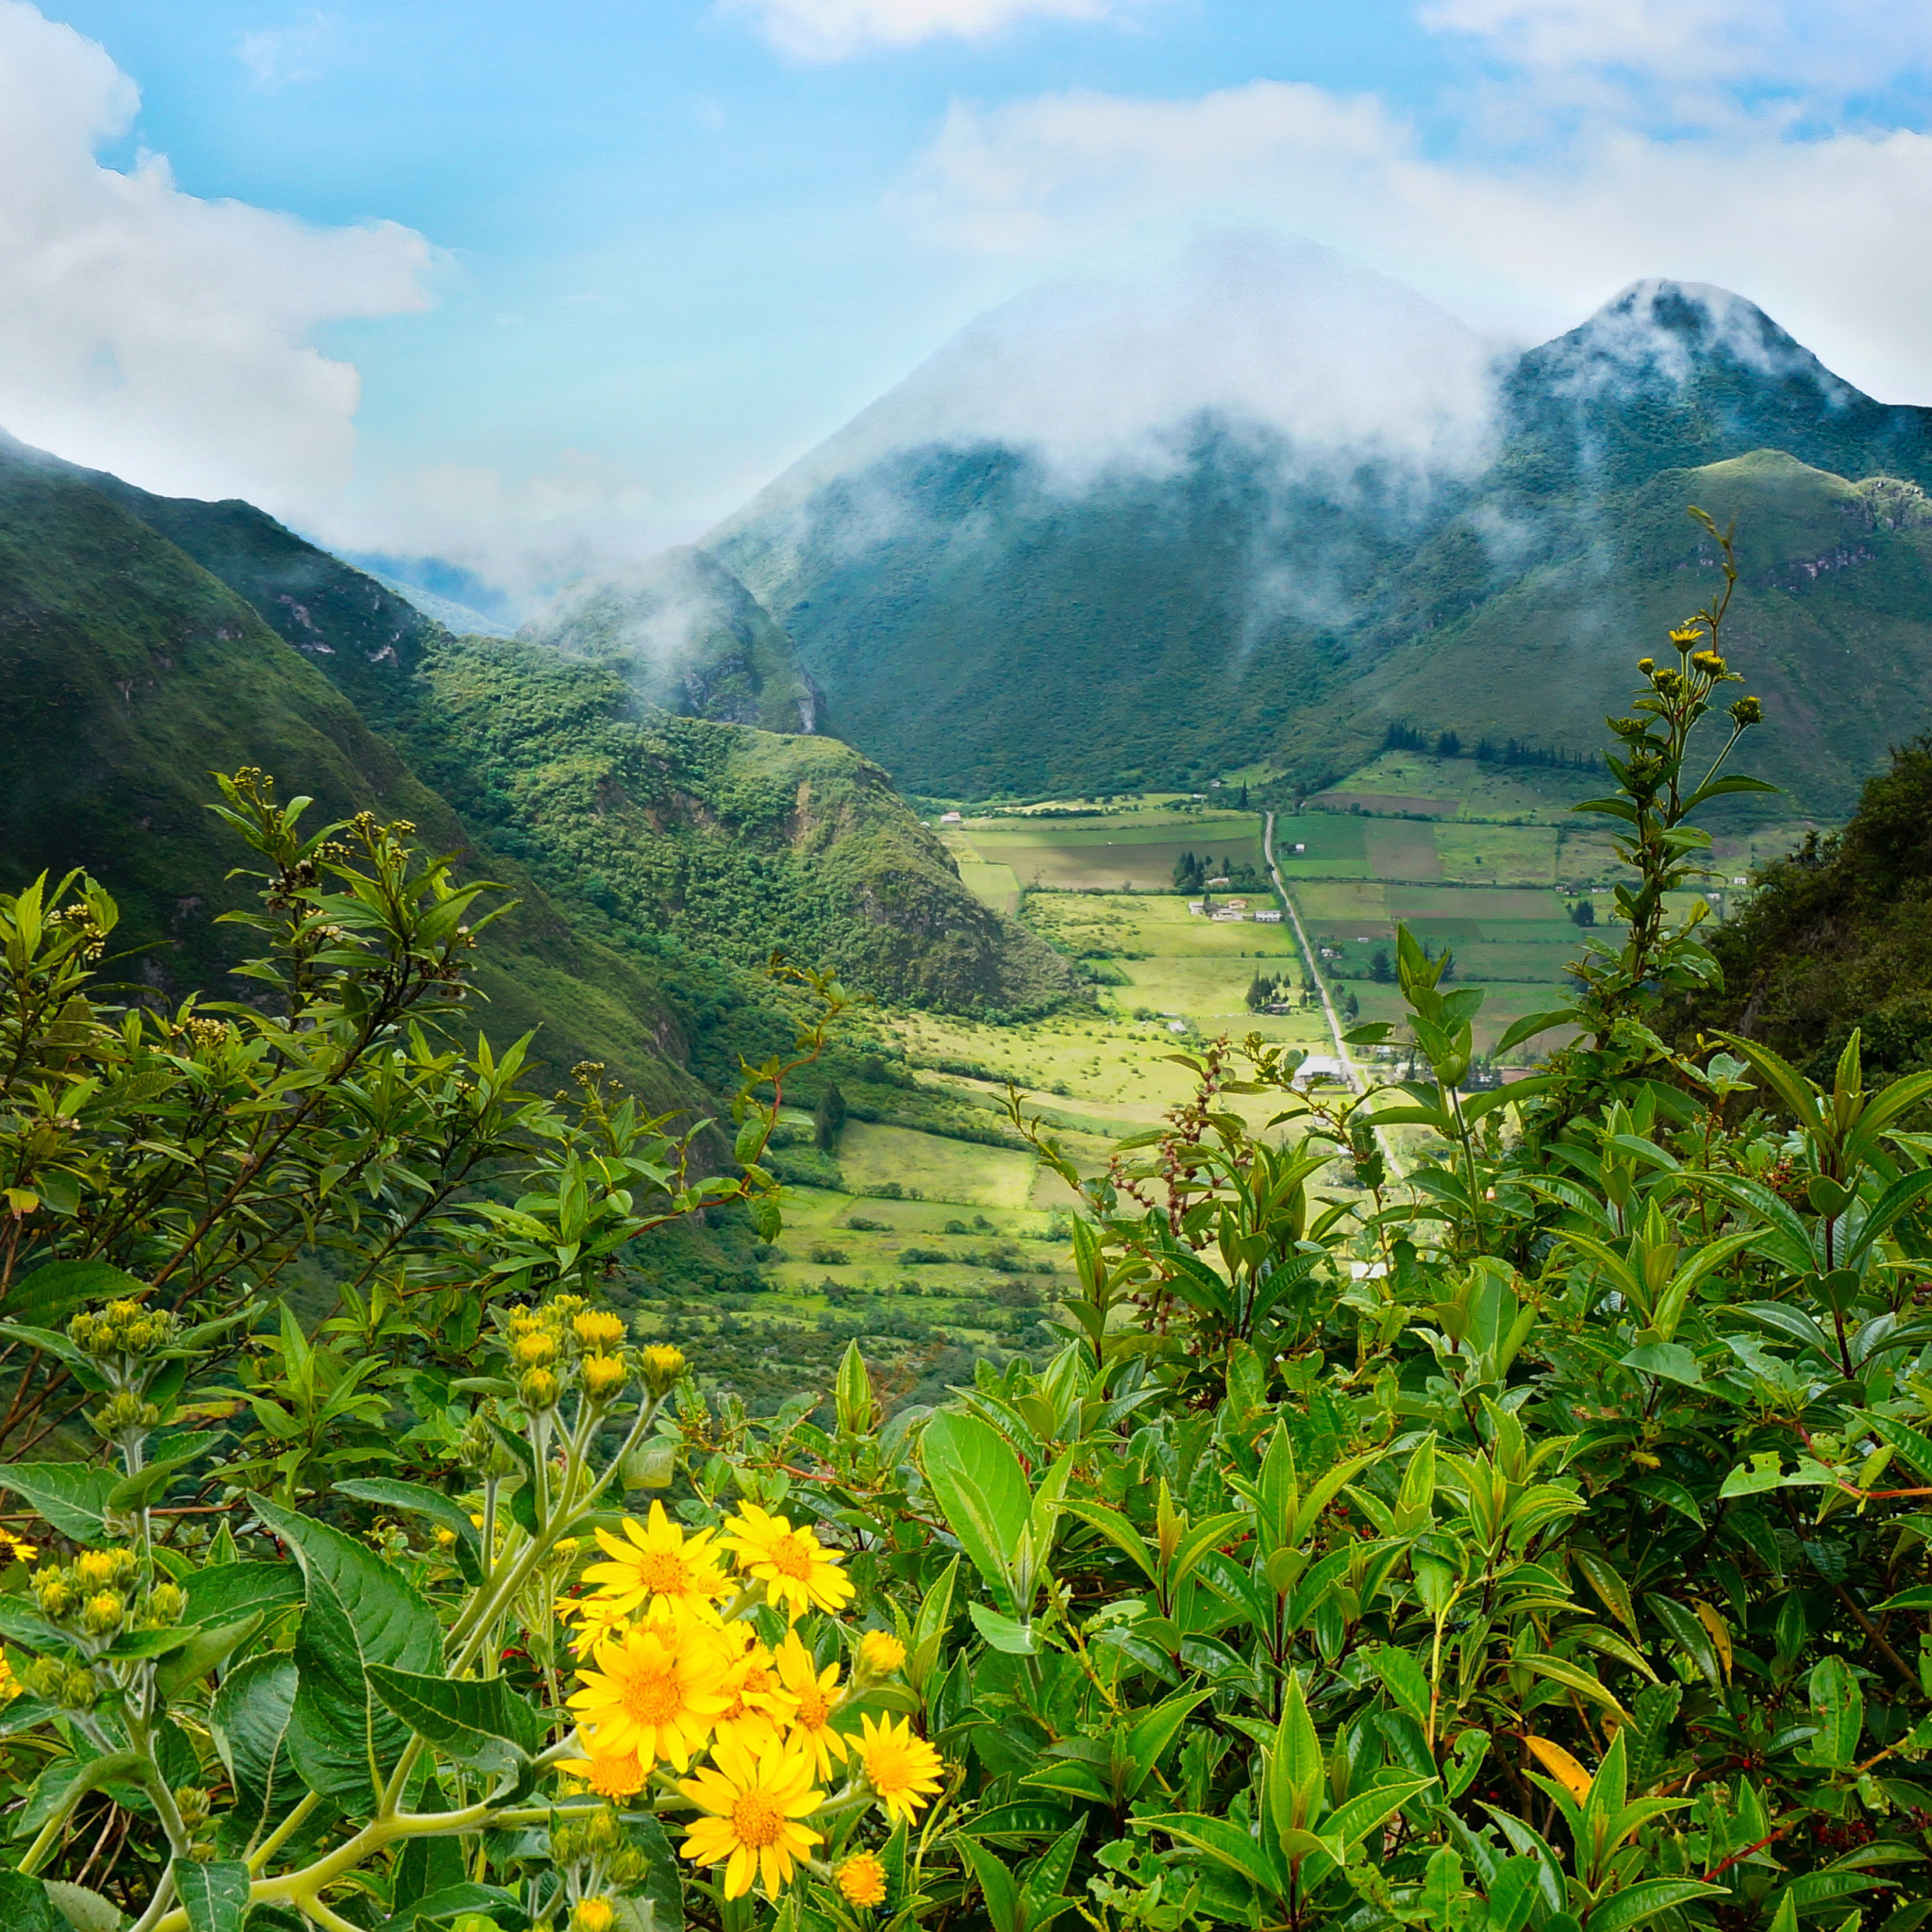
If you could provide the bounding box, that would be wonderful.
[1245,972,1274,1011]
[1370,948,1393,983]
[814,1080,848,1151]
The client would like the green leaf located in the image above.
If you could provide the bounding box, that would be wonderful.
[1494,1010,1575,1056]
[183,1563,304,1627]
[209,1655,302,1837]
[334,1479,478,1548]
[1584,1880,1726,1932]
[0,1873,63,1932]
[365,1665,541,1777]
[106,1444,210,1514]
[176,1860,250,1932]
[921,1409,1033,1605]
[958,1836,1024,1932]
[251,1495,439,1811]
[1618,1342,1703,1387]
[969,1602,1039,1655]
[0,1462,117,1541]
[42,1880,125,1932]
[157,1615,264,1703]
[1122,1691,1212,1799]
[1807,1655,1863,1769]
[1370,1645,1431,1728]
[1142,1813,1283,1897]
[7,1262,145,1328]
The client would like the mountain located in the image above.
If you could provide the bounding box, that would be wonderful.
[703,244,1932,816]
[0,432,1073,1104]
[0,433,705,1112]
[525,545,820,736]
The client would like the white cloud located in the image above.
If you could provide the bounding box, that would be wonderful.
[0,1,427,514]
[906,73,1932,406]
[726,0,1122,62]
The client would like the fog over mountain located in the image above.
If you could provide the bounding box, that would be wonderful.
[678,235,1932,809]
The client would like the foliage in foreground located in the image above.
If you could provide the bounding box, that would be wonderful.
[4,521,1932,1930]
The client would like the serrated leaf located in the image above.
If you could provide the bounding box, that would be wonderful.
[175,1860,249,1932]
[0,1463,117,1541]
[251,1495,439,1812]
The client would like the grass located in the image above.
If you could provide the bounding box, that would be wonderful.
[954,808,1266,891]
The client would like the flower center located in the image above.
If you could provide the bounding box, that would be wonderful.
[623,1669,685,1725]
[866,1743,910,1791]
[637,1552,690,1592]
[731,1792,785,1848]
[766,1533,817,1581]
[796,1689,831,1729]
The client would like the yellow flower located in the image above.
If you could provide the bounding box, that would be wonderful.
[713,1628,798,1754]
[583,1504,731,1620]
[858,1630,906,1675]
[641,1343,687,1393]
[722,1504,854,1622]
[573,1902,618,1932]
[582,1354,628,1400]
[0,1533,37,1566]
[574,1309,626,1351]
[774,1629,848,1779]
[837,1852,889,1910]
[567,1621,731,1770]
[558,1746,650,1799]
[558,1591,639,1656]
[0,1656,20,1707]
[857,1714,944,1824]
[678,1733,823,1900]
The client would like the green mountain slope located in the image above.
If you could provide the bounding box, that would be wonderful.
[1670,735,1932,1081]
[1344,451,1932,818]
[0,437,706,1110]
[525,545,820,736]
[704,274,1932,815]
[401,633,1078,1016]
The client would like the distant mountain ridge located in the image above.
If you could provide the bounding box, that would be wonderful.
[699,246,1932,815]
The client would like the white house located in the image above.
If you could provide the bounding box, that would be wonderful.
[939,811,962,824]
[1254,909,1283,924]
[1211,908,1247,922]
[1187,900,1205,916]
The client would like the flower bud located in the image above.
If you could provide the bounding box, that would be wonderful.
[173,1787,212,1831]
[61,1668,98,1709]
[858,1630,907,1675]
[519,1368,561,1412]
[511,1331,558,1370]
[573,1310,625,1351]
[572,1901,616,1932]
[641,1344,686,1395]
[80,1591,125,1639]
[149,1583,188,1625]
[581,1355,627,1401]
[32,1571,76,1622]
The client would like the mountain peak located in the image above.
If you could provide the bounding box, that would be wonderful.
[1529,277,1860,404]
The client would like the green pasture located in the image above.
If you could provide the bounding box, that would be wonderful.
[954,859,1021,915]
[961,809,1266,890]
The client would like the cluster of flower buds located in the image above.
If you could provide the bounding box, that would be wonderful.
[70,1300,178,1391]
[177,1015,230,1055]
[50,902,108,964]
[549,1806,654,1930]
[500,1297,655,1418]
[29,1547,180,1657]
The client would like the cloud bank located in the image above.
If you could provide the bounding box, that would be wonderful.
[785,229,1503,491]
[904,2,1932,408]
[0,0,427,516]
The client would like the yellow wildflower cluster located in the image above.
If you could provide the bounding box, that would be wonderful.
[560,1501,942,1902]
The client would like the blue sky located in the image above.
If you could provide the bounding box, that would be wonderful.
[7,0,1932,584]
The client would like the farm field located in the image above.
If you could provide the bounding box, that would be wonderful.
[948,805,1266,891]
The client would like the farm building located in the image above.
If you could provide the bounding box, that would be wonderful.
[1211,908,1247,922]
[939,811,962,824]
[1254,909,1283,924]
